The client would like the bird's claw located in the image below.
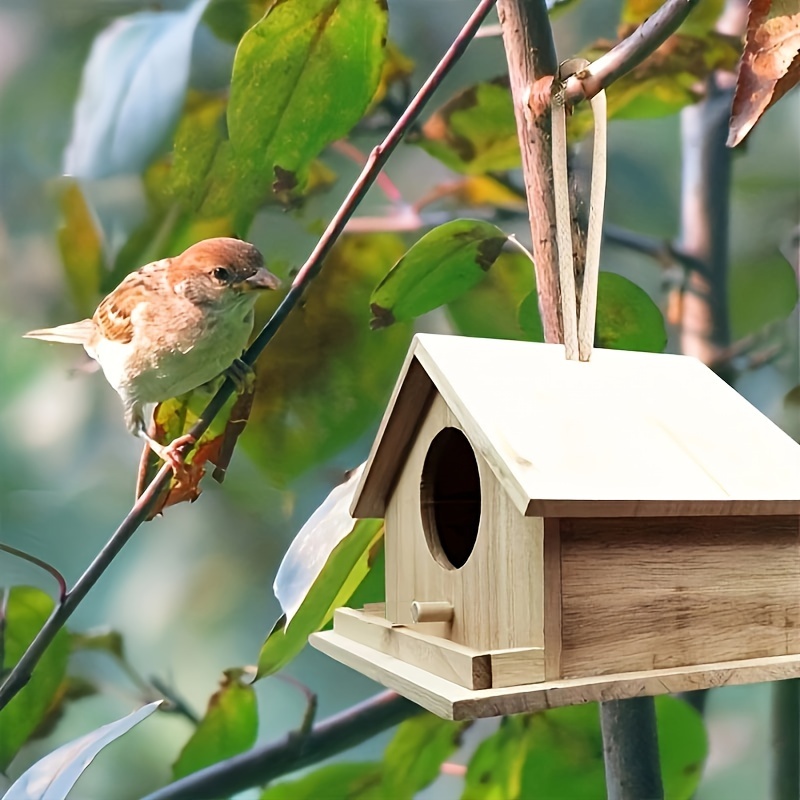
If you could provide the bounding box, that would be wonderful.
[144,432,197,481]
[162,433,196,472]
[225,358,256,395]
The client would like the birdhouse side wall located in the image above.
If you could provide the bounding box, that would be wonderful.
[558,515,800,678]
[384,392,548,652]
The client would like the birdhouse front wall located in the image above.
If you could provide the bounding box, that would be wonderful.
[384,392,551,653]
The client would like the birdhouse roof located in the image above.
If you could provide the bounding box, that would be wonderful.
[351,335,800,519]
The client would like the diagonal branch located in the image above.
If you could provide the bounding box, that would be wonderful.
[0,0,499,714]
[140,691,420,800]
[564,0,701,104]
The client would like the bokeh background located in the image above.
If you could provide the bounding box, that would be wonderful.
[0,0,798,797]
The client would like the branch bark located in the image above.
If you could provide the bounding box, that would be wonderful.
[772,679,800,800]
[563,0,701,104]
[141,691,419,800]
[496,0,562,342]
[678,75,734,368]
[601,698,664,800]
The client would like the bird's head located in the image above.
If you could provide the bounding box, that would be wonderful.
[172,238,281,308]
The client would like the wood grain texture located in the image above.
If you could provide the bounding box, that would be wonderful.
[489,647,546,688]
[352,355,435,518]
[412,601,455,623]
[384,393,546,651]
[544,517,562,679]
[353,335,800,520]
[333,608,491,690]
[310,630,800,721]
[560,516,800,678]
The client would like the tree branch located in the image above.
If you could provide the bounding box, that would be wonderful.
[603,223,709,277]
[678,76,733,369]
[600,698,664,800]
[772,679,800,800]
[496,0,561,341]
[564,0,701,104]
[141,691,420,800]
[0,0,499,713]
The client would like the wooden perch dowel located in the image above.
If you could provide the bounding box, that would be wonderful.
[411,600,455,623]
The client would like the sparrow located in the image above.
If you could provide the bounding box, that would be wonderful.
[25,237,280,471]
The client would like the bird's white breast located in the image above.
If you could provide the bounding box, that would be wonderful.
[95,303,256,405]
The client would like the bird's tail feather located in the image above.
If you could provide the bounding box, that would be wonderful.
[24,319,94,345]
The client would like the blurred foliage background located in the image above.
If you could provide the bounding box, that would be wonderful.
[0,0,798,797]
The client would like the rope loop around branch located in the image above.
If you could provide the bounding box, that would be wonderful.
[551,59,608,361]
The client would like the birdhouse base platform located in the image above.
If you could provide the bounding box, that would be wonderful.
[310,619,800,720]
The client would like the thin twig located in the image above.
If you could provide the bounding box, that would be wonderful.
[564,0,701,104]
[0,464,170,711]
[140,691,420,800]
[0,0,499,713]
[0,543,68,600]
[603,224,709,277]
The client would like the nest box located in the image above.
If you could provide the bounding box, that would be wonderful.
[310,335,800,719]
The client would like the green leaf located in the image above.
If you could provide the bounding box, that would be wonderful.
[382,715,468,798]
[4,701,162,800]
[0,587,71,771]
[517,290,546,343]
[169,91,230,212]
[274,466,366,624]
[245,234,412,484]
[56,181,104,318]
[730,255,799,338]
[204,0,267,43]
[595,272,667,352]
[417,80,519,174]
[463,697,706,800]
[659,695,708,800]
[227,0,387,203]
[343,540,385,612]
[519,272,666,351]
[447,251,535,341]
[172,669,258,780]
[260,762,384,800]
[257,519,383,678]
[64,0,210,177]
[370,220,509,328]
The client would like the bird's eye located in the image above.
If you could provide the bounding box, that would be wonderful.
[213,267,230,283]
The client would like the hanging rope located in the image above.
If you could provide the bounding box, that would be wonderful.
[551,60,608,362]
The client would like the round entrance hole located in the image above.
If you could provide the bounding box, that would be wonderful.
[420,427,481,570]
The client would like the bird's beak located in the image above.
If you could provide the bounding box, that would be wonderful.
[241,267,281,292]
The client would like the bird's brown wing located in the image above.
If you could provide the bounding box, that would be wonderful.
[93,259,171,344]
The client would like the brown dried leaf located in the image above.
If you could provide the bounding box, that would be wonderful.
[728,0,800,147]
[135,382,255,519]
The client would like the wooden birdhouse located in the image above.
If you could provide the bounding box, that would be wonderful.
[310,334,800,720]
